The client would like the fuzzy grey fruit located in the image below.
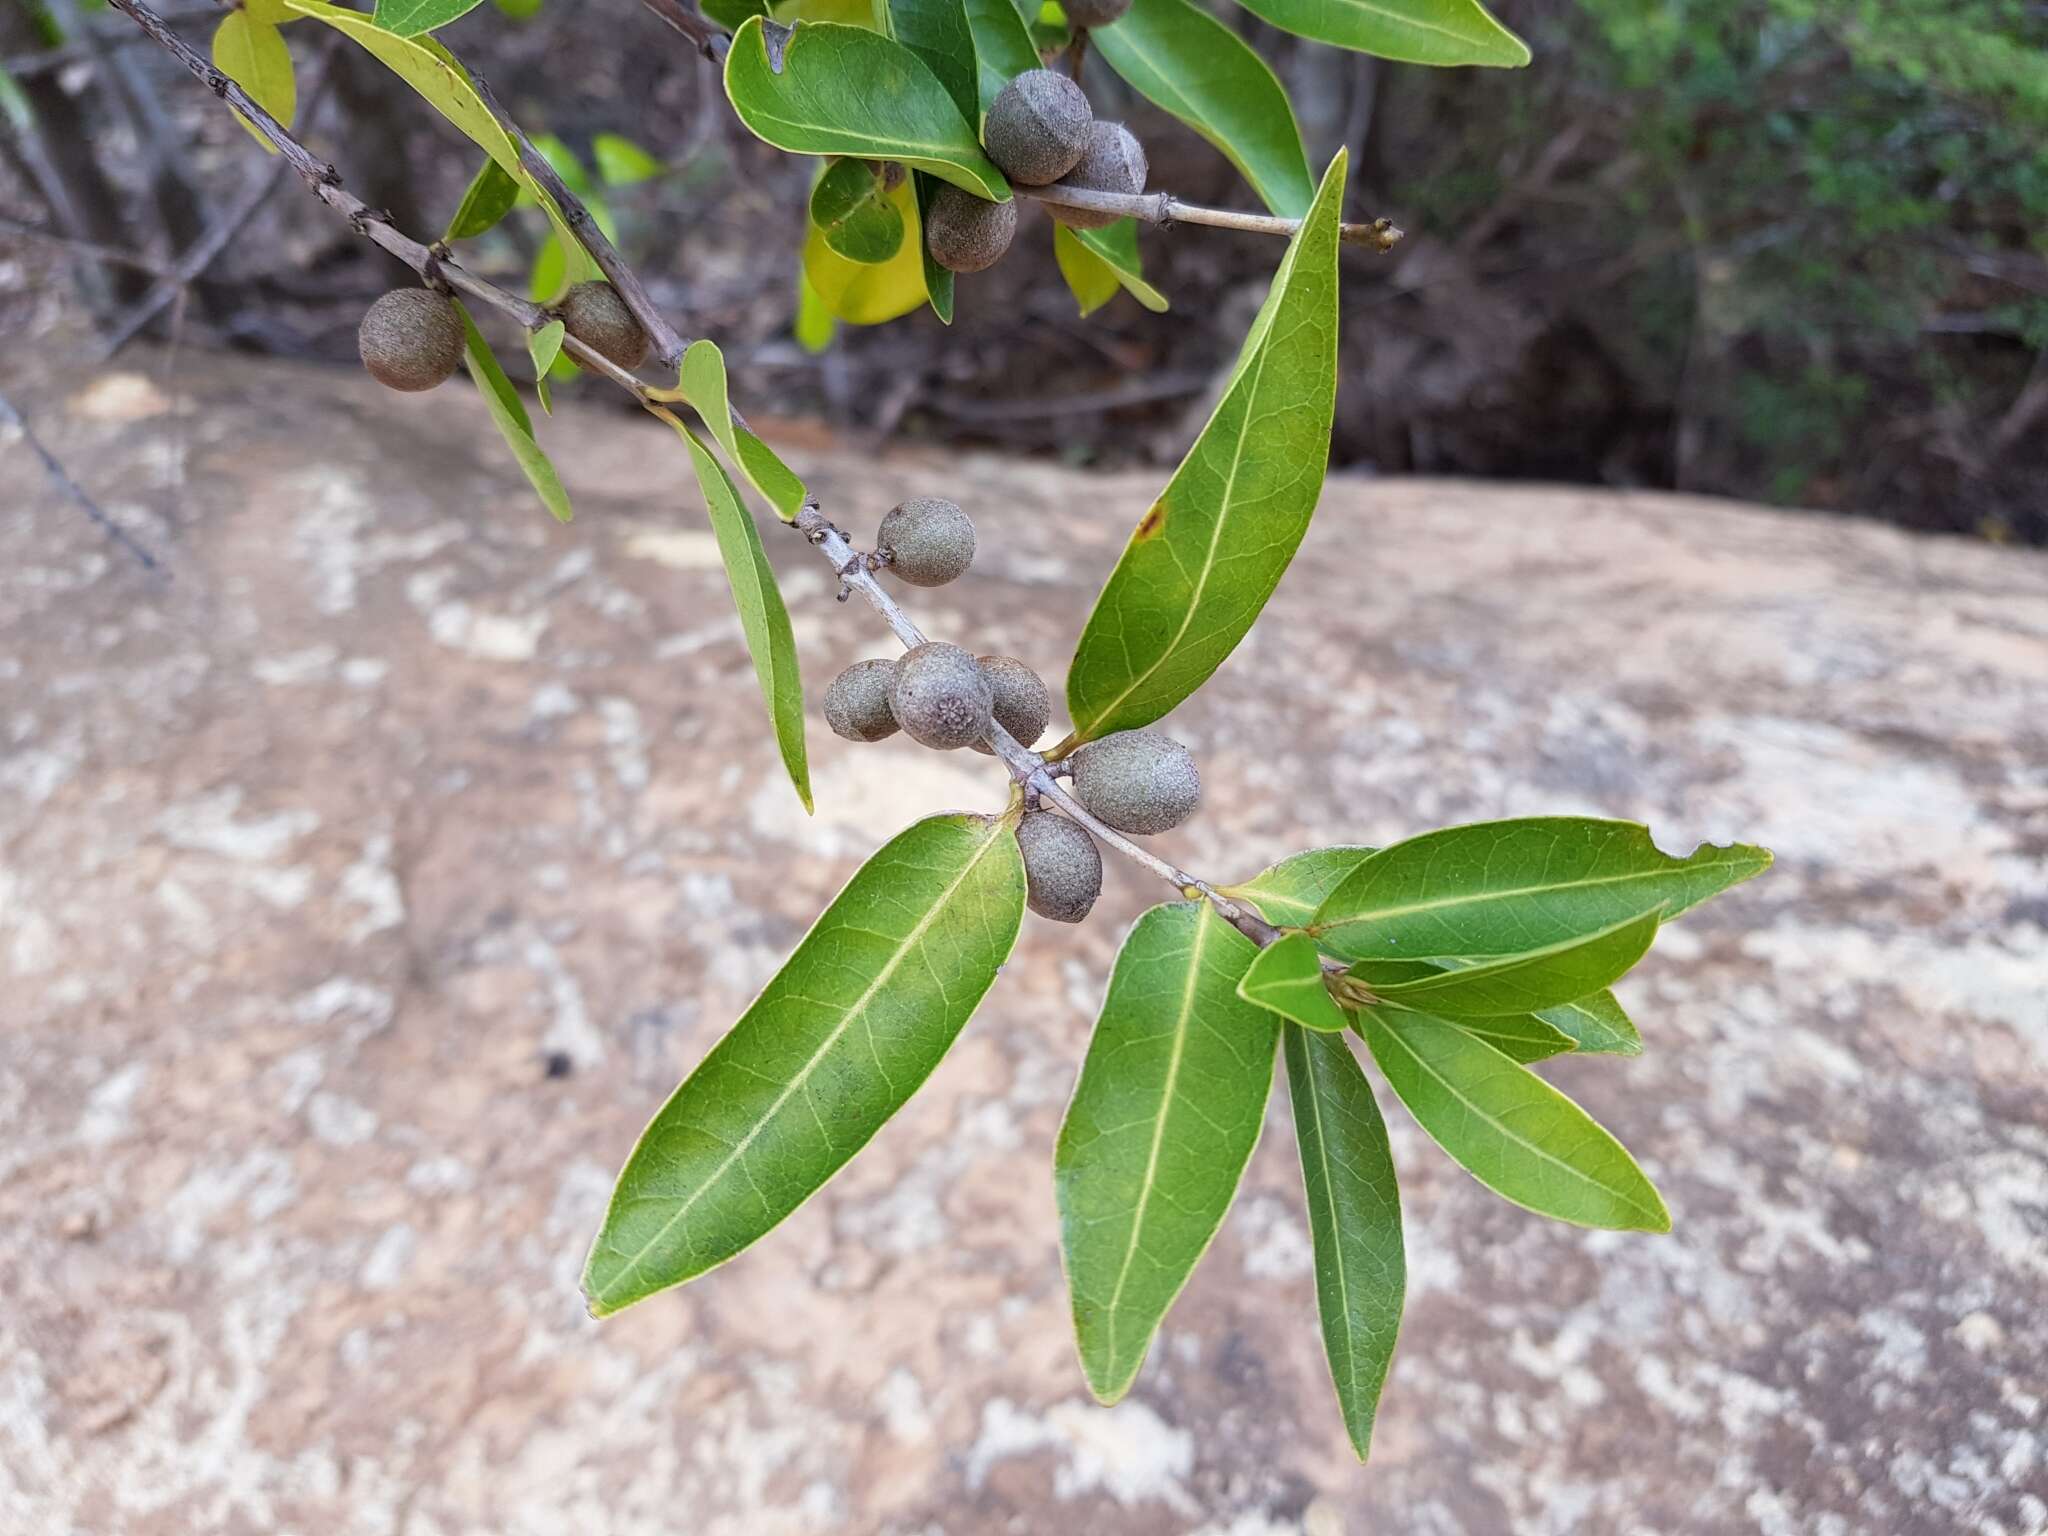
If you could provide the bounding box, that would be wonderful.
[890,641,994,750]
[925,185,1019,273]
[558,281,650,373]
[358,289,464,392]
[877,497,976,587]
[1050,121,1148,230]
[983,69,1093,187]
[1016,811,1102,923]
[970,656,1051,755]
[823,658,900,742]
[1061,0,1131,30]
[1069,729,1201,834]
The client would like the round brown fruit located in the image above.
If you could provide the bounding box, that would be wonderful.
[358,288,464,393]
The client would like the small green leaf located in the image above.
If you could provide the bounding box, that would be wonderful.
[592,131,664,185]
[1357,908,1662,1018]
[455,303,572,523]
[445,155,521,239]
[1229,0,1529,68]
[1092,0,1314,217]
[213,10,296,150]
[371,0,485,37]
[724,17,1010,200]
[1222,846,1375,927]
[1283,1025,1403,1461]
[673,339,810,520]
[585,812,1026,1313]
[796,269,839,351]
[1444,1012,1575,1064]
[1065,220,1168,314]
[962,0,1037,118]
[912,172,956,323]
[1313,818,1773,962]
[528,233,565,303]
[1238,931,1348,1033]
[1064,152,1344,744]
[1356,1006,1670,1231]
[1052,223,1121,317]
[802,172,934,325]
[884,0,979,126]
[1539,990,1642,1056]
[1056,902,1278,1403]
[809,157,908,264]
[526,318,564,413]
[673,423,812,810]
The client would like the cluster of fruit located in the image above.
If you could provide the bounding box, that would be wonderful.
[822,496,1202,925]
[357,280,651,391]
[926,57,1149,275]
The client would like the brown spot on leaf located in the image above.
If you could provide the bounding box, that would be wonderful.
[1134,501,1168,540]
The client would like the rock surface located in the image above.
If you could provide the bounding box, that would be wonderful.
[2,356,2045,1536]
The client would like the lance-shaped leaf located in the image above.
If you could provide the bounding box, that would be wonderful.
[526,318,564,414]
[1056,902,1278,1403]
[1091,0,1314,218]
[455,304,572,523]
[962,0,1037,118]
[672,422,812,811]
[585,813,1026,1313]
[667,340,810,520]
[1063,153,1343,744]
[1222,845,1375,927]
[1356,908,1661,1018]
[725,18,1011,200]
[1064,220,1169,314]
[213,9,296,150]
[1313,818,1771,961]
[1445,1012,1574,1064]
[912,172,957,324]
[1229,0,1529,69]
[1355,1006,1670,1231]
[372,0,486,37]
[1539,990,1641,1056]
[885,0,978,124]
[1053,224,1121,318]
[1238,931,1348,1034]
[1284,1024,1403,1460]
[445,155,521,239]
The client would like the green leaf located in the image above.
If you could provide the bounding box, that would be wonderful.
[1055,902,1278,1403]
[962,0,1037,118]
[1091,0,1314,218]
[1312,818,1773,962]
[672,339,810,520]
[371,0,485,37]
[454,303,573,523]
[704,0,772,26]
[672,423,813,811]
[796,269,839,351]
[1228,0,1528,68]
[912,172,956,323]
[584,813,1026,1313]
[1357,908,1662,1018]
[592,131,663,185]
[1222,846,1375,927]
[1237,931,1348,1033]
[528,233,565,303]
[1063,152,1343,744]
[724,17,1010,200]
[1053,223,1121,317]
[809,156,908,264]
[1356,1006,1670,1231]
[1065,219,1168,314]
[1444,1012,1575,1064]
[1539,990,1641,1057]
[526,318,564,413]
[1283,1025,1402,1461]
[802,172,934,325]
[445,155,521,239]
[884,0,979,126]
[213,10,296,150]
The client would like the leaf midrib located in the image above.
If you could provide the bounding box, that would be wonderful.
[592,817,1007,1306]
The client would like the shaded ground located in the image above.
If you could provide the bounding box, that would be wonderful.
[2,355,2045,1536]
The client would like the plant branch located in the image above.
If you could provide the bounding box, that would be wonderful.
[0,391,162,572]
[1016,184,1404,252]
[632,0,730,62]
[109,0,1286,948]
[471,71,689,373]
